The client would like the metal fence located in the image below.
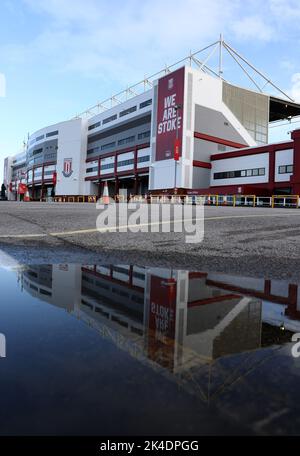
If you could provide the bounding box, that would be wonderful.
[50,193,300,208]
[149,194,300,208]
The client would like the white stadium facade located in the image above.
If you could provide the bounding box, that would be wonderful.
[3,39,300,202]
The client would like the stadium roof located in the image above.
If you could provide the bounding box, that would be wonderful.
[269,97,300,122]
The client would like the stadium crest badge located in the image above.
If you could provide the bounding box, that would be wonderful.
[62,158,73,178]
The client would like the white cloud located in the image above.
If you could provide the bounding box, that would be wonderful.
[15,0,237,84]
[270,0,300,20]
[1,0,299,112]
[280,60,296,71]
[289,73,300,102]
[24,0,104,24]
[231,15,274,41]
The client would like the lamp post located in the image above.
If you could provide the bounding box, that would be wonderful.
[174,104,182,194]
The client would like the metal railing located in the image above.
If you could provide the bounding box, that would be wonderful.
[48,193,300,208]
[272,195,299,209]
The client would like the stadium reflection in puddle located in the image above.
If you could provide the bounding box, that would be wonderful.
[1,264,300,435]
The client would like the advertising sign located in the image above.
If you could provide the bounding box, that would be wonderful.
[155,67,185,161]
[148,275,177,370]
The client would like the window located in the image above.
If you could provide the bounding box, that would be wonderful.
[102,114,117,125]
[119,106,137,117]
[113,266,129,274]
[36,135,44,141]
[11,163,25,171]
[118,136,135,146]
[40,289,52,296]
[279,165,293,174]
[117,158,134,167]
[279,166,285,174]
[101,141,115,151]
[33,148,43,156]
[46,130,58,138]
[138,131,150,140]
[139,99,152,109]
[132,271,145,280]
[87,147,99,155]
[86,166,98,173]
[100,162,114,170]
[138,155,150,163]
[45,153,56,160]
[214,167,265,180]
[88,114,151,145]
[88,122,101,131]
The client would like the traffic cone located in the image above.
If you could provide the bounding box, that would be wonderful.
[24,188,30,202]
[102,181,110,205]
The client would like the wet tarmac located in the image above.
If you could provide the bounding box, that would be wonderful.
[0,263,300,435]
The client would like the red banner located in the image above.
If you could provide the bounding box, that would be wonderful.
[174,138,180,161]
[155,67,185,161]
[148,275,177,370]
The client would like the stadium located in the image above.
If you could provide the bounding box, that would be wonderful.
[3,38,300,202]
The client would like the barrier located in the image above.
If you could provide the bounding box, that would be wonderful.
[47,193,300,208]
[205,194,218,206]
[256,196,272,207]
[218,195,235,206]
[170,196,183,204]
[130,195,148,203]
[150,195,174,204]
[272,195,299,209]
[234,195,256,207]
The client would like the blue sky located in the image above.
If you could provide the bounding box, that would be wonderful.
[1,0,300,182]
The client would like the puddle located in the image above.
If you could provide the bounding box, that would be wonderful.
[0,264,300,435]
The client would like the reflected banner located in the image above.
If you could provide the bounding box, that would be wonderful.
[148,275,177,370]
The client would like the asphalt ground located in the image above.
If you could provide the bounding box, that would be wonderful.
[0,201,300,280]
